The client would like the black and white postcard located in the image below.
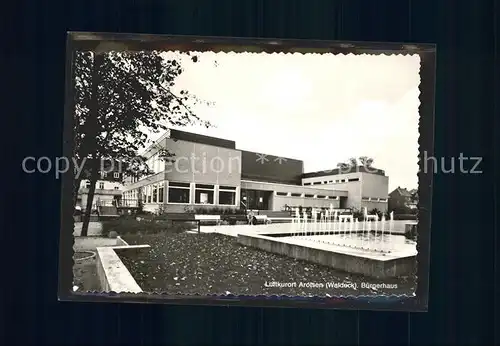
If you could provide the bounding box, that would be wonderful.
[59,33,435,311]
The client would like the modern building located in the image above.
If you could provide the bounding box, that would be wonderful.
[122,129,390,213]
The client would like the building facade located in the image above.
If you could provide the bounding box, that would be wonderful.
[122,129,389,213]
[302,166,389,212]
[77,170,124,211]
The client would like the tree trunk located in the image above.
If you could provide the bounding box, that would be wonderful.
[80,51,103,237]
[73,175,83,209]
[80,158,100,236]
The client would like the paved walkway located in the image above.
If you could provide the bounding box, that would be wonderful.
[73,222,103,236]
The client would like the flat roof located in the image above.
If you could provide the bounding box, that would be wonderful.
[301,166,386,178]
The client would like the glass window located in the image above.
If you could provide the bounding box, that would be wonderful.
[152,184,158,203]
[158,183,164,203]
[99,182,104,189]
[168,182,190,204]
[195,184,214,204]
[146,185,152,203]
[219,186,236,206]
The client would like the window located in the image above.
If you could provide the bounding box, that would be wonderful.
[158,182,164,203]
[348,178,359,182]
[291,193,302,197]
[316,195,326,199]
[85,180,91,188]
[219,186,236,206]
[195,184,214,204]
[313,182,322,185]
[303,182,311,185]
[304,194,314,198]
[152,184,158,203]
[114,186,119,190]
[168,182,190,204]
[98,182,105,189]
[328,196,337,199]
[362,197,370,201]
[276,192,288,196]
[114,172,120,179]
[146,185,152,203]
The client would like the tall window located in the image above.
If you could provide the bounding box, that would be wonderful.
[85,180,91,188]
[195,184,214,204]
[98,182,105,189]
[218,186,236,206]
[168,182,190,204]
[158,182,164,203]
[146,185,152,203]
[152,184,158,203]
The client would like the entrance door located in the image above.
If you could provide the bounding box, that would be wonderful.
[241,189,271,210]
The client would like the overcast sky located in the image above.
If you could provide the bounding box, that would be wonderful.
[142,51,421,191]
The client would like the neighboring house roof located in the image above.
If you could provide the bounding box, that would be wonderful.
[389,187,413,197]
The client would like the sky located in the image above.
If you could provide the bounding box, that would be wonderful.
[141,51,421,191]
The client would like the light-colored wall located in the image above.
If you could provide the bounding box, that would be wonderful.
[123,138,242,191]
[80,179,123,190]
[302,173,362,209]
[301,172,388,210]
[241,180,347,197]
[164,138,242,186]
[360,172,389,200]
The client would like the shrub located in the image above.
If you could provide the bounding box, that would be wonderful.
[101,218,194,237]
[404,224,417,240]
[351,208,364,220]
[393,214,418,220]
[191,207,245,215]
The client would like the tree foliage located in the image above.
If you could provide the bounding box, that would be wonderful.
[336,156,374,169]
[74,50,213,169]
[73,50,214,235]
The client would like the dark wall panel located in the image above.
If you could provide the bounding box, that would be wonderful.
[240,150,303,185]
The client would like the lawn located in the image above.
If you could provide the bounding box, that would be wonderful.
[118,232,416,297]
